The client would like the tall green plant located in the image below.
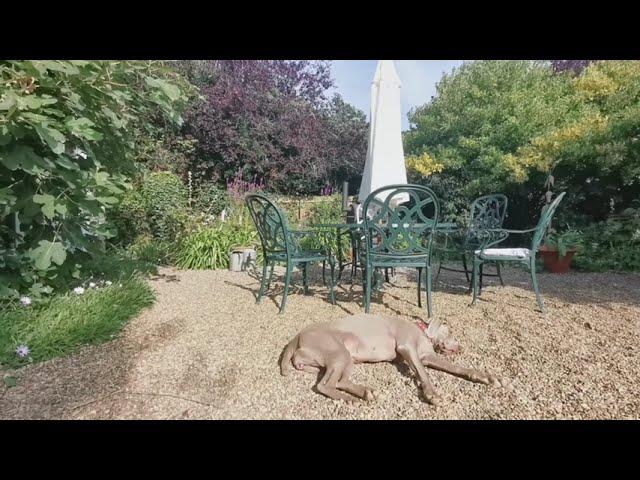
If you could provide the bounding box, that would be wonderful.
[300,195,349,258]
[175,210,259,270]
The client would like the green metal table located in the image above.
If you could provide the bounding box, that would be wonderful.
[310,223,364,282]
[312,221,461,287]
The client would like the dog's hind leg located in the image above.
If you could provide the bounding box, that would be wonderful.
[337,379,376,401]
[334,362,376,401]
[420,353,498,385]
[316,349,358,402]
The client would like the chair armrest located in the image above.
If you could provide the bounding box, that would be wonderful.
[472,228,511,252]
[289,229,326,236]
[502,228,537,234]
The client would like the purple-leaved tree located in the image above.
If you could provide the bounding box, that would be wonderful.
[179,61,367,195]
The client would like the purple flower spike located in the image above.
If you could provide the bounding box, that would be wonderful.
[15,345,30,358]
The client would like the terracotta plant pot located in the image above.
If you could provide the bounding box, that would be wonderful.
[538,245,577,273]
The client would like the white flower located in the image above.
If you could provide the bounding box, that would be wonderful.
[73,287,85,295]
[20,296,32,307]
[89,282,96,288]
[15,345,30,358]
[72,147,88,160]
[105,281,113,286]
[118,283,122,287]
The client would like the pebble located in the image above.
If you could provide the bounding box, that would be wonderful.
[1,266,639,420]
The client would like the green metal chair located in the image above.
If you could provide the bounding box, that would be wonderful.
[245,193,336,314]
[435,194,508,290]
[471,192,566,313]
[361,184,439,318]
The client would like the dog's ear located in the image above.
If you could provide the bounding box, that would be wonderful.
[425,318,443,338]
[279,335,298,376]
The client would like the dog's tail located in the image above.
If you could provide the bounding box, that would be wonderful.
[279,334,299,376]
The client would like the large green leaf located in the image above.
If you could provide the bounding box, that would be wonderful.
[0,145,48,172]
[31,61,80,76]
[96,196,119,205]
[145,77,181,101]
[0,91,18,111]
[65,117,104,141]
[17,95,58,110]
[29,240,67,270]
[95,171,110,186]
[34,124,66,154]
[0,125,11,145]
[55,155,79,170]
[33,193,56,219]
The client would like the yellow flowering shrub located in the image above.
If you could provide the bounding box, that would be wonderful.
[575,61,640,102]
[512,112,609,174]
[405,152,444,178]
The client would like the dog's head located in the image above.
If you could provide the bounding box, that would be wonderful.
[424,320,461,355]
[292,347,321,373]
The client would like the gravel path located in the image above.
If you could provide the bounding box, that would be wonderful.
[1,265,639,419]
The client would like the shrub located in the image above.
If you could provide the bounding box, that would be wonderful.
[298,195,349,259]
[573,208,640,271]
[175,213,259,270]
[192,181,229,216]
[140,171,189,243]
[127,235,175,265]
[0,60,192,301]
[180,61,367,195]
[111,189,151,245]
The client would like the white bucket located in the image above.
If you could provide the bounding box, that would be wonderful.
[229,248,257,272]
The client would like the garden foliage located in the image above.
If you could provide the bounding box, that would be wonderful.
[405,60,640,262]
[0,61,191,300]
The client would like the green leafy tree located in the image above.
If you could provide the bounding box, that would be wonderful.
[0,60,192,300]
[404,61,587,224]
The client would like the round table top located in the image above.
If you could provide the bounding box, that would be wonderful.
[311,222,459,231]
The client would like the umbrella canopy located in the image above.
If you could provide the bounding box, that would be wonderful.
[358,60,408,205]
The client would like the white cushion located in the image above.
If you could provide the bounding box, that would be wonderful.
[475,247,531,258]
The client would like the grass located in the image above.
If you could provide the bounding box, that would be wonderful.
[0,276,154,368]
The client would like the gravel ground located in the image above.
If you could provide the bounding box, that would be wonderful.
[1,265,639,419]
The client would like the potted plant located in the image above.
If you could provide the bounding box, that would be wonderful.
[539,226,583,273]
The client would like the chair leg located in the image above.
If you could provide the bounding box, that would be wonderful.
[462,254,470,283]
[471,257,481,305]
[266,261,275,290]
[322,260,326,285]
[302,262,309,295]
[496,261,505,286]
[328,257,336,305]
[351,237,359,281]
[279,261,293,314]
[385,268,390,283]
[435,262,442,284]
[257,260,269,304]
[365,264,373,313]
[417,267,422,308]
[426,264,433,318]
[479,263,484,295]
[530,258,545,313]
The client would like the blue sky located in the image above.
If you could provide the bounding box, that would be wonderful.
[328,60,464,130]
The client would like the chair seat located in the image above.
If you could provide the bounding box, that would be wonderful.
[367,254,430,268]
[475,247,531,259]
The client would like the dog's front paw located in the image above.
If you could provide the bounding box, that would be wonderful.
[469,370,496,385]
[423,392,442,406]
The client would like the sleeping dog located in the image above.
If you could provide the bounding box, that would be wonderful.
[280,314,499,405]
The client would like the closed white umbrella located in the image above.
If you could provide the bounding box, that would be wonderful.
[358,60,408,206]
